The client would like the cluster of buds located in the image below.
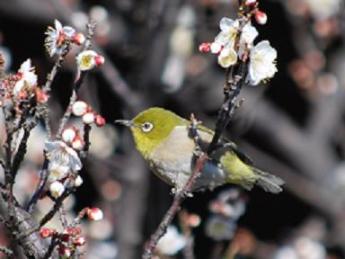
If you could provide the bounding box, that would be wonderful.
[45,20,105,72]
[45,20,86,57]
[45,140,83,198]
[62,127,85,151]
[198,0,277,86]
[72,100,106,127]
[0,59,48,112]
[39,226,86,257]
[244,0,267,25]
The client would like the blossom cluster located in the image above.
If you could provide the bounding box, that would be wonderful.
[39,207,103,257]
[0,59,48,111]
[45,20,85,57]
[199,0,277,86]
[46,102,106,199]
[45,20,104,71]
[0,17,108,258]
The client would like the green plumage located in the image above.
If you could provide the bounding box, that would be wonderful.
[119,107,283,193]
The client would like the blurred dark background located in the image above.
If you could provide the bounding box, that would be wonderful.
[1,0,345,258]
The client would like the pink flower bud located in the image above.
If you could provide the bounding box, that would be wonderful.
[95,115,106,127]
[95,55,105,67]
[58,245,71,257]
[255,10,267,25]
[245,0,256,6]
[49,181,65,198]
[82,112,95,124]
[74,175,83,187]
[65,226,82,236]
[198,42,211,53]
[72,101,88,116]
[35,88,49,103]
[40,227,54,238]
[72,33,86,45]
[74,236,86,246]
[87,207,103,221]
[72,137,84,151]
[186,214,201,227]
[62,128,76,143]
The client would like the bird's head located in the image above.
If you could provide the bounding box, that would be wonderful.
[115,107,186,157]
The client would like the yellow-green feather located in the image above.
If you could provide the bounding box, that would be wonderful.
[220,151,257,190]
[131,107,188,158]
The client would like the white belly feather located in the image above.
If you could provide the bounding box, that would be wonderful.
[150,126,226,191]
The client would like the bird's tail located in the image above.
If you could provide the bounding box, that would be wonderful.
[253,168,284,194]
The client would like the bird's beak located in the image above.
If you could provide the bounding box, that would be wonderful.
[114,119,133,127]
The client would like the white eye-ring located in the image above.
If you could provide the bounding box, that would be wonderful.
[141,122,154,132]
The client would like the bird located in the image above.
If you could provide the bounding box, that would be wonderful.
[116,107,283,193]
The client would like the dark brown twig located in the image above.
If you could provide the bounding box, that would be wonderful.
[142,153,208,259]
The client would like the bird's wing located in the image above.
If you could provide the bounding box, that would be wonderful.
[195,124,254,166]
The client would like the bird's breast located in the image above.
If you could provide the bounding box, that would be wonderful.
[149,126,226,191]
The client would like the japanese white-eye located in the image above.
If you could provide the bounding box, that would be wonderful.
[116,107,283,193]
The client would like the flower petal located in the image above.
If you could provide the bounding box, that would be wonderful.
[218,47,238,68]
[54,19,62,31]
[241,23,258,46]
[219,17,235,31]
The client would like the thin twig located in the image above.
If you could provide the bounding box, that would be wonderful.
[142,154,208,259]
[80,123,91,158]
[26,158,49,212]
[21,188,73,239]
[56,88,78,138]
[39,188,73,227]
[11,122,35,174]
[43,235,58,259]
[42,44,71,139]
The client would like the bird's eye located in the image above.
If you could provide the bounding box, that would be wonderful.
[141,122,154,132]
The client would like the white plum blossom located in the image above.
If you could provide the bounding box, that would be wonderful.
[304,0,341,20]
[82,112,95,124]
[214,18,240,50]
[248,40,277,85]
[48,162,70,182]
[49,181,65,198]
[156,226,187,255]
[238,23,258,59]
[13,59,38,96]
[62,128,77,143]
[74,175,83,187]
[72,101,88,116]
[44,140,82,173]
[45,20,76,57]
[218,46,238,68]
[240,23,258,48]
[76,50,104,71]
[211,18,240,67]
